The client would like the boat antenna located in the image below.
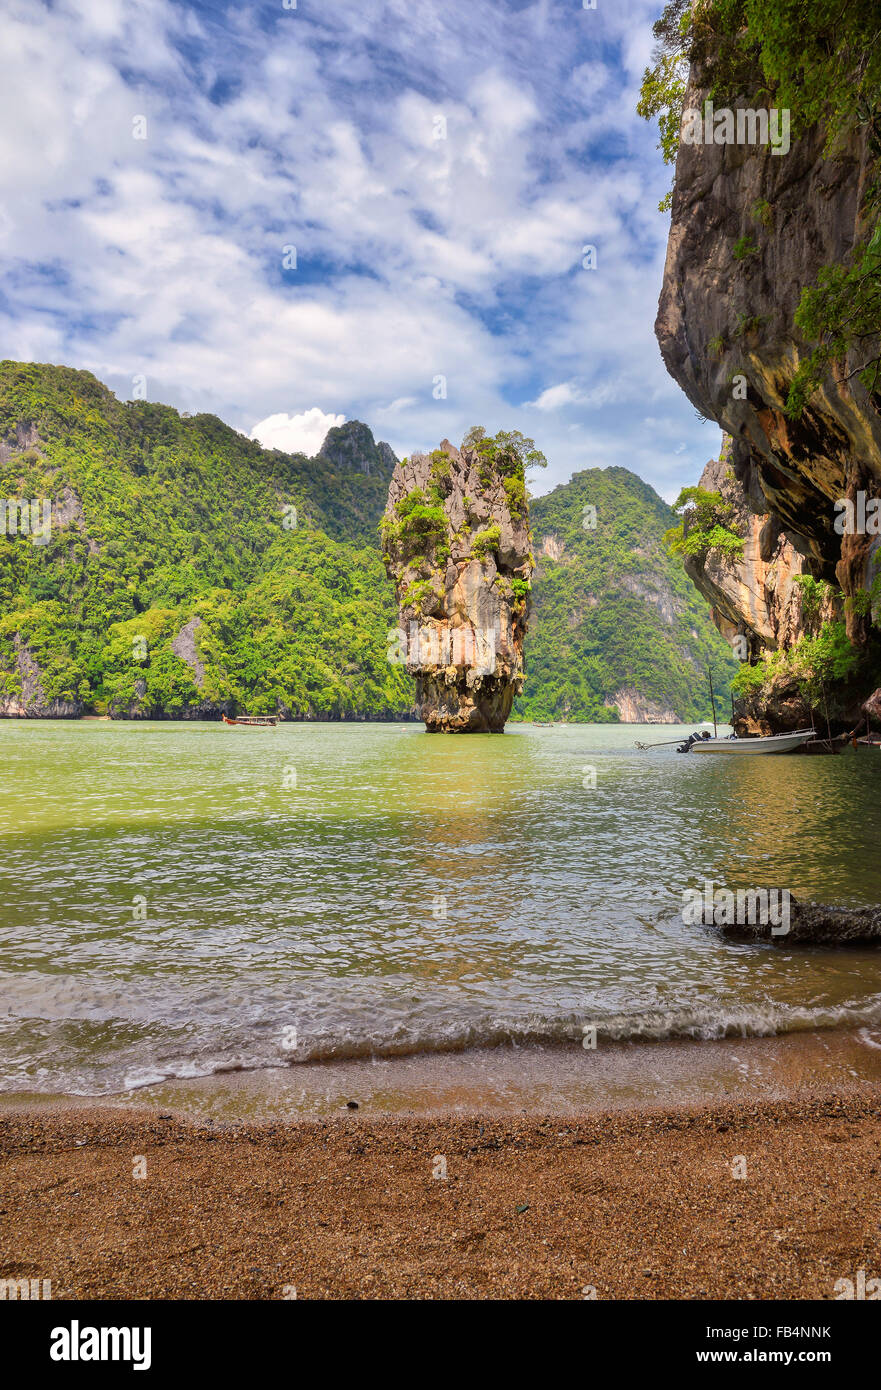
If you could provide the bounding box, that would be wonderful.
[707,661,718,738]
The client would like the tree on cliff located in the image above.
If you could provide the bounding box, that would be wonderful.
[664,486,744,562]
[461,428,547,474]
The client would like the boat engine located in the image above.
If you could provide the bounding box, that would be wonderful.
[676,731,706,754]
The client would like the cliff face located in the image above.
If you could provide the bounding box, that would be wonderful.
[317,421,397,478]
[683,443,841,661]
[0,635,81,718]
[602,688,677,723]
[656,64,881,725]
[382,439,533,732]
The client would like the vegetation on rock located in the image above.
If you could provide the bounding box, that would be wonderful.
[639,1,881,411]
[381,432,538,733]
[664,486,745,562]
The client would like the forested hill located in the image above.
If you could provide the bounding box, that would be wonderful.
[515,466,738,723]
[0,361,734,721]
[0,360,412,718]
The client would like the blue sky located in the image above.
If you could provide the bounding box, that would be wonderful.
[1,0,722,497]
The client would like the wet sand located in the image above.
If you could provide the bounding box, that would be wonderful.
[104,1025,881,1121]
[2,1083,880,1299]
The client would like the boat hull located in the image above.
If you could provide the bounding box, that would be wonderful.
[221,714,278,727]
[690,730,815,755]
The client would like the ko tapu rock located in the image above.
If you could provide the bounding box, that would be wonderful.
[381,429,539,732]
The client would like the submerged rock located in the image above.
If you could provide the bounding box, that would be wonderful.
[381,436,534,732]
[718,897,881,946]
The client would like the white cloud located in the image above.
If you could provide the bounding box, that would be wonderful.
[250,409,346,457]
[527,382,586,412]
[0,0,721,499]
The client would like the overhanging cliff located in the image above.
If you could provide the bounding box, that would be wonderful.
[654,49,881,728]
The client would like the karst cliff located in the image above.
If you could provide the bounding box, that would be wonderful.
[655,47,881,733]
[382,434,534,732]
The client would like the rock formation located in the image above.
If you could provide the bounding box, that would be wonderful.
[318,421,397,477]
[0,635,82,718]
[682,442,828,660]
[603,688,677,723]
[863,687,881,725]
[715,896,881,946]
[656,59,881,729]
[681,440,847,732]
[382,437,534,731]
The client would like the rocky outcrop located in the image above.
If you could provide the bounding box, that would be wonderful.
[319,421,396,476]
[728,676,815,736]
[603,688,677,723]
[0,635,81,717]
[717,897,881,946]
[382,439,534,732]
[0,694,81,718]
[53,484,100,555]
[656,61,881,723]
[171,616,206,688]
[0,421,41,460]
[864,688,881,725]
[683,441,842,663]
[538,534,566,563]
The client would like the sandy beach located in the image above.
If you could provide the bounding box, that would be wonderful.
[2,1083,879,1300]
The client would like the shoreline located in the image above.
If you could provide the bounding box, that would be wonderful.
[0,715,698,726]
[2,1085,879,1299]
[6,1025,881,1123]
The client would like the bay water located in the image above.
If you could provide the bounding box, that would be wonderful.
[2,720,880,1101]
[1,717,878,1106]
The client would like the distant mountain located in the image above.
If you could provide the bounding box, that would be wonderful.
[516,466,739,723]
[0,361,412,718]
[0,361,735,722]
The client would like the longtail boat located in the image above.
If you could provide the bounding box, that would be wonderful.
[221,713,278,727]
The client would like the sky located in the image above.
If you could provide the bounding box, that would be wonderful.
[0,0,723,499]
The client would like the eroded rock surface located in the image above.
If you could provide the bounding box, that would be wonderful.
[0,635,81,717]
[656,62,881,729]
[382,439,533,732]
[603,687,677,723]
[683,442,841,660]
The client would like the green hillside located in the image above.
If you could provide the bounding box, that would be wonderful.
[515,466,739,722]
[0,361,413,719]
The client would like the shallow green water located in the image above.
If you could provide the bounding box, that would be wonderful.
[1,719,880,1095]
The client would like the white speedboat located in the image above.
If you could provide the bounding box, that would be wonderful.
[686,728,816,755]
